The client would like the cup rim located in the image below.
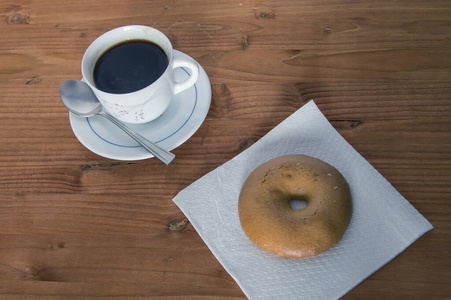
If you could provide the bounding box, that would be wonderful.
[81,25,174,100]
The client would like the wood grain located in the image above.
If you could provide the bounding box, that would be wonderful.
[0,0,450,299]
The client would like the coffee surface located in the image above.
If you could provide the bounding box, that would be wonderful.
[93,40,168,94]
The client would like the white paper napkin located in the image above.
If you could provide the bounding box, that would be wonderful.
[173,100,433,300]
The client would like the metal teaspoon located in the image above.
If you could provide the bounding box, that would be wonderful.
[59,79,175,165]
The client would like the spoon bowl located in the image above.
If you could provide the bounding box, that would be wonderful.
[60,80,102,116]
[59,80,175,165]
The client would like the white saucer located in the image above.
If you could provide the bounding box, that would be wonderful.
[69,50,211,161]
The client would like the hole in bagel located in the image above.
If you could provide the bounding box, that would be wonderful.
[289,198,308,210]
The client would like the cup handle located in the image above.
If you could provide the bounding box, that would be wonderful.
[172,57,200,95]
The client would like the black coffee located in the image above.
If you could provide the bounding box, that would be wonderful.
[93,40,169,94]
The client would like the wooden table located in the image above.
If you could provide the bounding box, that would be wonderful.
[1,0,449,299]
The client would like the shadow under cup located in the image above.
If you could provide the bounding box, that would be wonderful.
[81,25,189,124]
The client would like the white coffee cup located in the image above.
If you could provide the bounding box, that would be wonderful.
[81,25,199,124]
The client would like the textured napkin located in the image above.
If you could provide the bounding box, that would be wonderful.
[173,100,433,300]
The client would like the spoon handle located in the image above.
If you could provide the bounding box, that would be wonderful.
[99,111,175,165]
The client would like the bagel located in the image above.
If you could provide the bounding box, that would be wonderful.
[238,155,352,258]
